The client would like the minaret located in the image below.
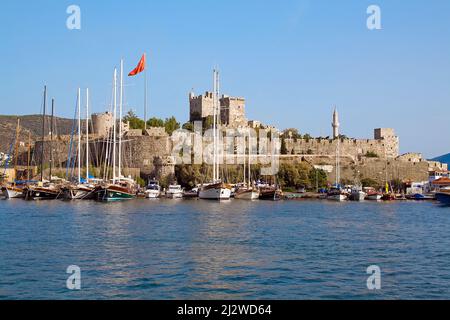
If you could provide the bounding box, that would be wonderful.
[332,106,340,139]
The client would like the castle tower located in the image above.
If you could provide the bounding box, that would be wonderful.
[332,107,340,139]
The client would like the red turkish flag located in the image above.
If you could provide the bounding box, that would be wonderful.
[128,54,146,76]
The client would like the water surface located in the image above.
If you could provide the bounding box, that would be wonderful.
[0,199,449,299]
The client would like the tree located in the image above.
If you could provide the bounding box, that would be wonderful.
[361,178,379,188]
[203,115,214,131]
[303,133,312,142]
[308,168,328,190]
[182,122,194,132]
[123,110,145,130]
[280,138,288,155]
[147,117,164,128]
[164,116,180,135]
[282,128,302,140]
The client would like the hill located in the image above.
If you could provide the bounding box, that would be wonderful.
[0,115,74,153]
[431,153,450,167]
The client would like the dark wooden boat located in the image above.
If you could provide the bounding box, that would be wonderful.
[259,187,282,201]
[24,184,61,200]
[381,193,396,201]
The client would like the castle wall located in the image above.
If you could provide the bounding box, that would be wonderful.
[285,137,399,160]
[220,96,247,127]
[189,92,214,121]
[294,155,429,185]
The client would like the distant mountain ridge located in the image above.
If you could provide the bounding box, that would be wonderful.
[431,153,450,166]
[0,115,73,154]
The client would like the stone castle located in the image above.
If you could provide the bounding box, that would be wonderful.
[189,91,247,127]
[18,83,447,186]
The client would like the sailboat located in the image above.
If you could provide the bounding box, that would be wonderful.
[24,88,61,200]
[198,69,231,200]
[1,119,25,198]
[97,61,137,201]
[62,88,97,200]
[235,129,259,200]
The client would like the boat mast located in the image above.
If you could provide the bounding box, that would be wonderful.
[216,69,221,182]
[112,68,117,184]
[77,88,81,184]
[119,59,123,181]
[86,88,89,183]
[212,69,217,182]
[27,132,31,181]
[49,99,54,180]
[243,136,246,186]
[13,118,21,186]
[40,86,47,182]
[336,132,340,186]
[248,130,251,187]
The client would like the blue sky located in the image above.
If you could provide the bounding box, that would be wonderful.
[0,0,449,158]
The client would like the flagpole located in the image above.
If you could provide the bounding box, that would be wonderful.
[144,52,148,130]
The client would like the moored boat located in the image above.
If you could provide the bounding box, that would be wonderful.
[62,183,96,200]
[349,187,366,201]
[259,187,282,201]
[183,187,199,199]
[145,180,161,198]
[406,193,435,201]
[234,187,259,200]
[326,186,347,201]
[166,185,183,199]
[1,185,25,199]
[97,178,137,201]
[381,193,396,201]
[436,189,450,205]
[364,187,382,200]
[24,183,61,200]
[199,182,231,200]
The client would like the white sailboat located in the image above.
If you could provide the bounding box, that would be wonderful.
[63,88,96,200]
[235,129,259,200]
[199,69,231,200]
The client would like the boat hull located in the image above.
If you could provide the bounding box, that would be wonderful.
[62,186,95,200]
[166,192,183,199]
[259,189,282,201]
[327,194,347,201]
[97,186,136,201]
[436,192,450,205]
[350,191,366,201]
[199,187,231,200]
[235,189,259,200]
[145,190,160,198]
[24,187,60,200]
[1,186,24,199]
[366,193,382,201]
